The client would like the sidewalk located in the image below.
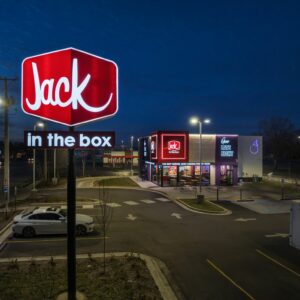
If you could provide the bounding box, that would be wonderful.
[130,176,295,214]
[231,199,292,214]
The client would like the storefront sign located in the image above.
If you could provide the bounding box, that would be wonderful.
[162,162,210,166]
[168,140,181,153]
[24,131,115,149]
[138,137,150,161]
[161,133,188,161]
[150,134,157,160]
[216,135,238,162]
[22,48,118,126]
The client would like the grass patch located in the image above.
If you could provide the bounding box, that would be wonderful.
[241,180,300,200]
[0,256,162,300]
[95,177,139,187]
[246,180,300,193]
[178,198,226,213]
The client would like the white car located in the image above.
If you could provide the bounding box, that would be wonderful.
[12,207,94,238]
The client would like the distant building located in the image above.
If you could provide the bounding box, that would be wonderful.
[103,150,138,167]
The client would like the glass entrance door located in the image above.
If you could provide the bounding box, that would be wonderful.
[220,165,234,185]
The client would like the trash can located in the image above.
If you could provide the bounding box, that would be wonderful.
[197,194,204,204]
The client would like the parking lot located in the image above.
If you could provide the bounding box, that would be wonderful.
[0,188,299,299]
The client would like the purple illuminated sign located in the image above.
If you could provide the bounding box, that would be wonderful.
[250,139,259,155]
[216,135,238,163]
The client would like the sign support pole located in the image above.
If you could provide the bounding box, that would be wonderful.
[67,126,76,300]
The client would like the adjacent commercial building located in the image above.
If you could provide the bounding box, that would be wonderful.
[138,131,262,187]
[103,150,138,167]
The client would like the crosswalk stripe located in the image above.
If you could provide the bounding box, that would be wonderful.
[106,203,121,208]
[140,199,155,204]
[124,201,139,206]
[155,197,170,202]
[82,204,94,209]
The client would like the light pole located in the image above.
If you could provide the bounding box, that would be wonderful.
[0,76,17,213]
[43,123,48,181]
[52,148,57,185]
[130,136,134,176]
[190,117,211,194]
[32,121,45,191]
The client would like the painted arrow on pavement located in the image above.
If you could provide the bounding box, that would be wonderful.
[265,233,289,238]
[126,214,137,221]
[235,218,256,222]
[171,213,182,219]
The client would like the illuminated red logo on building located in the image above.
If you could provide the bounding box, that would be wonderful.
[168,140,181,152]
[22,47,118,126]
[150,131,188,162]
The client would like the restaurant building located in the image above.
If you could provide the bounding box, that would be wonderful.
[138,131,262,187]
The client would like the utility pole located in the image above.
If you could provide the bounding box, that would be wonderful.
[0,77,17,210]
[43,123,48,181]
[130,136,134,176]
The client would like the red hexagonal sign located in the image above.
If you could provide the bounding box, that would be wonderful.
[22,47,118,126]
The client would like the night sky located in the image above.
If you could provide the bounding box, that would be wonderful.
[0,0,299,146]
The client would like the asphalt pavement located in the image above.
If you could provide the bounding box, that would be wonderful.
[1,187,299,300]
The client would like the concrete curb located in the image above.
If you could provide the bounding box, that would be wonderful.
[0,252,179,300]
[0,220,13,251]
[147,188,232,216]
[175,198,232,216]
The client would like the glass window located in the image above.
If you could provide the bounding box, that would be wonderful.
[43,213,60,220]
[179,166,192,176]
[29,213,44,220]
[168,166,177,176]
[59,209,67,217]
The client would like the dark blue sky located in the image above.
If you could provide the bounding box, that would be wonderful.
[0,0,299,146]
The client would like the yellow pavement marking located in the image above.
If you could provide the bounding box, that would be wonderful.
[5,236,109,244]
[256,249,300,278]
[206,259,255,300]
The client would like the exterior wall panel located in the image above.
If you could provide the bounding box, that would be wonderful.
[189,134,216,162]
[238,136,263,178]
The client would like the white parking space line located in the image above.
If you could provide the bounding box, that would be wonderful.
[82,204,94,209]
[60,205,67,209]
[140,199,155,204]
[124,201,139,206]
[106,203,121,208]
[155,198,170,202]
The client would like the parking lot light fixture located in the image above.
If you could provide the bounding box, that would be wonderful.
[190,117,199,125]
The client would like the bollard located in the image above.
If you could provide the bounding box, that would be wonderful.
[281,178,285,200]
[240,188,243,201]
[216,186,219,201]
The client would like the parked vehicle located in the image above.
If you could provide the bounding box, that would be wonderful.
[12,207,94,237]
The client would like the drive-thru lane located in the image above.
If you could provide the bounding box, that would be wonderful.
[1,188,299,299]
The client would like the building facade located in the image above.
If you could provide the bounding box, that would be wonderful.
[138,131,262,187]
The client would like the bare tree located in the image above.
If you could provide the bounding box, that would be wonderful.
[258,117,298,169]
[92,149,97,176]
[97,181,113,274]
